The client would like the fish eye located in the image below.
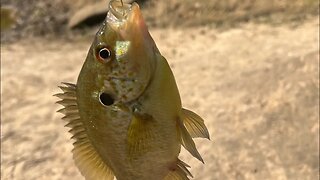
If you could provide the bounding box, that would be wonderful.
[97,47,111,63]
[99,93,114,106]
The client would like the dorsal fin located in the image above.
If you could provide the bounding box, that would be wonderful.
[55,82,115,180]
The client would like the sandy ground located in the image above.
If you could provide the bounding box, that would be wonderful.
[1,17,319,180]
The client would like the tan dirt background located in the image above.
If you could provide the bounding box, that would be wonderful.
[1,0,319,180]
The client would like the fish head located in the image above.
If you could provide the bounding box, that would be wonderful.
[79,1,158,106]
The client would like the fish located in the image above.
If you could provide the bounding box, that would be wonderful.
[55,0,210,179]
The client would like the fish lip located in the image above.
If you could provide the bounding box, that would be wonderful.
[107,0,133,24]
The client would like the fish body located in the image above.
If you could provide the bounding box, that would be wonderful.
[56,1,209,180]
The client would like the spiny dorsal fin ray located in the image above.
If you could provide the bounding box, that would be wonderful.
[68,125,86,135]
[181,108,210,139]
[61,82,77,88]
[58,86,75,92]
[164,159,192,180]
[62,114,80,121]
[57,105,79,115]
[54,92,77,100]
[65,119,82,128]
[177,119,204,163]
[56,99,77,106]
[56,82,115,180]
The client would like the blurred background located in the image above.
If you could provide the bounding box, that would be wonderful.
[1,0,319,179]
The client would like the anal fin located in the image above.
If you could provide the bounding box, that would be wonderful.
[181,108,210,139]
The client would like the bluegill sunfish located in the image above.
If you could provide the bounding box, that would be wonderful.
[55,1,210,179]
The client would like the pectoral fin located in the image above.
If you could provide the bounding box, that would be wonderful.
[127,113,156,159]
[177,119,204,163]
[181,108,210,139]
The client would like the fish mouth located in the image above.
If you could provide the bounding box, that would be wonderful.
[107,0,133,24]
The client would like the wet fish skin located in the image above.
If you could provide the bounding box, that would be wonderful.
[56,1,210,180]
